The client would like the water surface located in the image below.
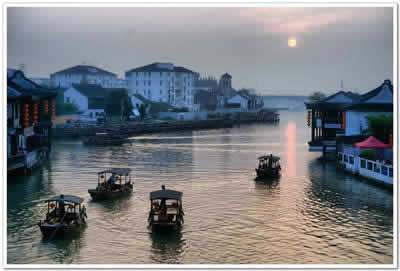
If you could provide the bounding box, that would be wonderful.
[7,112,393,264]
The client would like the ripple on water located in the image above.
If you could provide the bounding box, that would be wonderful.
[7,114,393,264]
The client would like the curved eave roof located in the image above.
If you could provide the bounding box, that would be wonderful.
[45,195,84,204]
[150,190,183,200]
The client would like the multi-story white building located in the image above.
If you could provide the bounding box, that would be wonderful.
[125,63,196,111]
[50,65,127,89]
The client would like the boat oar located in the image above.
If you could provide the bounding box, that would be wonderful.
[32,212,67,247]
[48,211,68,241]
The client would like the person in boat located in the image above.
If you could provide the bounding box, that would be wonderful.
[108,173,116,190]
[58,195,65,217]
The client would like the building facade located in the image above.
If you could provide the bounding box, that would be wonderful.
[125,62,196,111]
[64,84,107,118]
[7,69,57,174]
[50,65,125,88]
[305,79,393,154]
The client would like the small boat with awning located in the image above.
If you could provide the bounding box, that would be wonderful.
[88,168,134,200]
[38,194,87,239]
[255,154,281,179]
[148,185,184,231]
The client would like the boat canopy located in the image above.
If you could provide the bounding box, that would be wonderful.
[45,195,84,204]
[150,187,182,201]
[98,168,132,175]
[258,155,280,162]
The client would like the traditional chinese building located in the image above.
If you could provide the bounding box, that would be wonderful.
[305,79,393,155]
[7,69,57,174]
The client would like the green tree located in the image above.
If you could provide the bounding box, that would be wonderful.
[308,91,326,102]
[365,114,393,143]
[105,89,133,119]
[138,104,148,120]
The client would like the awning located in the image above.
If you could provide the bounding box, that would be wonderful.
[354,136,391,149]
[258,155,280,161]
[45,194,84,204]
[150,189,182,200]
[98,168,132,175]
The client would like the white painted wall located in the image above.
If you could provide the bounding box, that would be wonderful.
[345,111,393,136]
[64,87,88,111]
[227,95,249,110]
[126,64,195,110]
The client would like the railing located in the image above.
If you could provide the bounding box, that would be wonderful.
[337,152,393,185]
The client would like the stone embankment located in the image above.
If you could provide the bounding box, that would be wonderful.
[52,111,279,138]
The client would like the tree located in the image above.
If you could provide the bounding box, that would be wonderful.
[105,89,133,119]
[138,104,148,120]
[365,114,393,143]
[308,91,326,102]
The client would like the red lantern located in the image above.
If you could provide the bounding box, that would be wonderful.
[52,116,55,120]
[101,175,104,179]
[50,203,55,208]
[24,104,29,108]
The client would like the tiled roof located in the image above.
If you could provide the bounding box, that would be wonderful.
[7,69,57,99]
[126,62,196,74]
[306,80,393,111]
[52,65,116,77]
[221,73,232,78]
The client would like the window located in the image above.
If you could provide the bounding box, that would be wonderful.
[349,156,354,165]
[389,168,393,177]
[136,72,138,76]
[360,159,366,169]
[144,81,146,86]
[149,72,151,76]
[136,81,138,86]
[344,155,348,163]
[382,166,388,176]
[149,80,151,86]
[160,89,162,95]
[367,161,373,170]
[160,72,162,76]
[374,163,380,173]
[66,97,70,103]
[160,81,162,86]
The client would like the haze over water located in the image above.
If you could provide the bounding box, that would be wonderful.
[7,112,393,264]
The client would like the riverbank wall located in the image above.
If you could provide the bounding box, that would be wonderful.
[52,118,275,138]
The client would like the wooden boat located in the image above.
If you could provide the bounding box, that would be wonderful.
[38,194,87,239]
[83,132,129,145]
[148,185,184,231]
[255,154,281,179]
[88,168,134,200]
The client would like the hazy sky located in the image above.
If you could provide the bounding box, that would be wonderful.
[7,7,393,95]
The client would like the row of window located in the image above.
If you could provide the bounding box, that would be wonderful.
[135,80,191,87]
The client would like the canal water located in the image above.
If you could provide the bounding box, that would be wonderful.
[7,112,393,264]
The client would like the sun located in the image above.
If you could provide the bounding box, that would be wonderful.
[288,38,297,48]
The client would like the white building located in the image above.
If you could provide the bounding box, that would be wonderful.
[64,84,106,118]
[125,62,196,111]
[50,65,126,89]
[227,94,249,110]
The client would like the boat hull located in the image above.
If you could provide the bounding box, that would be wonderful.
[255,168,281,179]
[88,187,132,200]
[38,221,84,238]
